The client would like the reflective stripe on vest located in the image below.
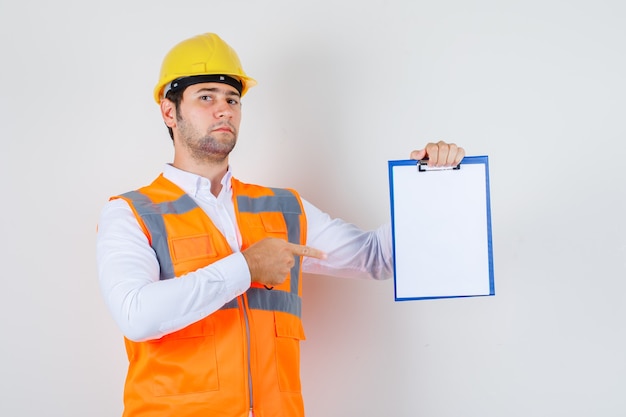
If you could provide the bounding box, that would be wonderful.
[237,188,303,295]
[121,187,303,318]
[120,190,197,280]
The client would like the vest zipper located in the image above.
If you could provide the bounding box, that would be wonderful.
[240,294,254,412]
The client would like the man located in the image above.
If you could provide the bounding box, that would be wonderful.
[96,32,464,417]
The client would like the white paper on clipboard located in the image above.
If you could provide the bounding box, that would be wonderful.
[388,156,495,301]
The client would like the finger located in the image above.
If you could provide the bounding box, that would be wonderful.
[453,146,466,166]
[444,143,458,166]
[435,141,450,167]
[424,142,439,166]
[288,243,327,260]
[409,149,426,161]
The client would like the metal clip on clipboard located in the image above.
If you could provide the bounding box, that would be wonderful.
[417,159,462,172]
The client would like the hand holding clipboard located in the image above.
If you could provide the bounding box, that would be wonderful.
[409,141,466,169]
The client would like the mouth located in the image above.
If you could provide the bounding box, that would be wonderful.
[212,124,234,134]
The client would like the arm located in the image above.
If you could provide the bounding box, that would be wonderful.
[301,199,394,280]
[300,141,465,280]
[96,199,251,342]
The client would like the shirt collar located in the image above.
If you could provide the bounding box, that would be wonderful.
[162,164,233,199]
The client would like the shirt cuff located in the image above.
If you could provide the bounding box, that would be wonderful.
[212,252,251,298]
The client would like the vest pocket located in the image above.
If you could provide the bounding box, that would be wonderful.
[171,234,217,262]
[149,319,219,396]
[260,212,288,238]
[274,312,305,393]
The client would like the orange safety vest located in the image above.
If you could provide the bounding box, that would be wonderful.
[114,174,308,417]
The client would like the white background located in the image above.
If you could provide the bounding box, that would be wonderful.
[1,0,625,416]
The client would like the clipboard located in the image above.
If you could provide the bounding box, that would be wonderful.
[388,156,495,301]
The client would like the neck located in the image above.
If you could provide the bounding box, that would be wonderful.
[172,155,229,197]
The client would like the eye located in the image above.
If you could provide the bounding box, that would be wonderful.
[200,95,213,101]
[228,98,240,105]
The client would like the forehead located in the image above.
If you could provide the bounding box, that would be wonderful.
[184,82,240,97]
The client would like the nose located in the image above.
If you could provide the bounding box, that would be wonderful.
[214,98,233,119]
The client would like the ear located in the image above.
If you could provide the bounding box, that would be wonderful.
[160,99,177,128]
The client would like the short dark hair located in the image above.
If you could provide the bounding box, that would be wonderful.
[164,88,185,141]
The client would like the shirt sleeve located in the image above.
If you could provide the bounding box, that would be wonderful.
[301,198,394,280]
[96,198,251,342]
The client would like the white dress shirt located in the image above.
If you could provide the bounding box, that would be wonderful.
[96,164,393,342]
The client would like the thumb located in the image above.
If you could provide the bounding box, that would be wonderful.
[410,149,426,161]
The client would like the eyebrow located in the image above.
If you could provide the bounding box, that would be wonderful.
[193,86,241,98]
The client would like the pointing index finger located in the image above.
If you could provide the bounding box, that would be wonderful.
[289,243,327,260]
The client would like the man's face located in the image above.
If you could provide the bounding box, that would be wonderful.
[174,82,242,163]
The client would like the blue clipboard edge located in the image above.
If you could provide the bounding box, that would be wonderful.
[387,156,495,301]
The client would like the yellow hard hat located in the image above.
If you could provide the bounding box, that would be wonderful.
[153,33,257,103]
